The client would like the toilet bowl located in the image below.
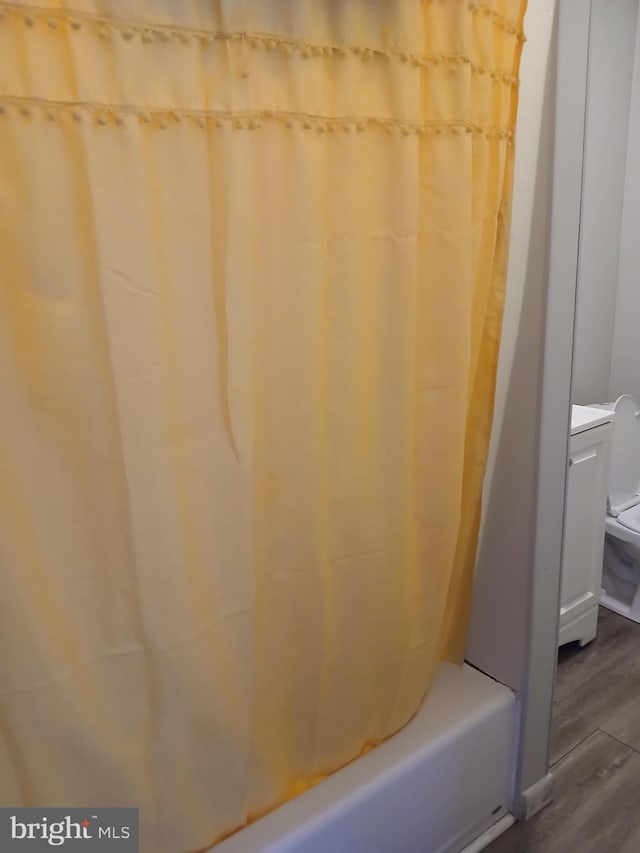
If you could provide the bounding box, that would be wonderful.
[600,395,640,622]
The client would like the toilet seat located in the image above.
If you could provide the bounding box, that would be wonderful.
[609,395,640,516]
[605,513,640,546]
[603,395,640,623]
[616,503,640,534]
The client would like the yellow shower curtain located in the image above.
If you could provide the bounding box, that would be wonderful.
[0,0,526,849]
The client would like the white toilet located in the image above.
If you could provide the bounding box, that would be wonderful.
[601,395,640,623]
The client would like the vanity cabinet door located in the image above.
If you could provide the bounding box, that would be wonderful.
[559,421,612,646]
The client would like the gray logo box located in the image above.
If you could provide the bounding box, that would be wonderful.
[0,809,138,851]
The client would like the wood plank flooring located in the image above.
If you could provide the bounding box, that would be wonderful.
[487,607,640,853]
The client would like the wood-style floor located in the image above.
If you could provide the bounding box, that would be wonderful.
[487,607,640,852]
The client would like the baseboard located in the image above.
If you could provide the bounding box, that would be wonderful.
[459,815,516,853]
[513,772,554,821]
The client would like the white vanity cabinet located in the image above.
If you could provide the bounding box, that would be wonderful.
[558,406,614,647]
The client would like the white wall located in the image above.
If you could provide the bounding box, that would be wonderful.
[468,0,640,805]
[468,0,614,804]
[572,0,638,405]
[610,10,640,401]
[468,0,557,691]
[467,0,560,795]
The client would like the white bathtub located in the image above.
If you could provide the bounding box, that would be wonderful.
[214,663,516,853]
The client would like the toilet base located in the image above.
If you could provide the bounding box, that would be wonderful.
[601,536,640,624]
[601,593,640,624]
